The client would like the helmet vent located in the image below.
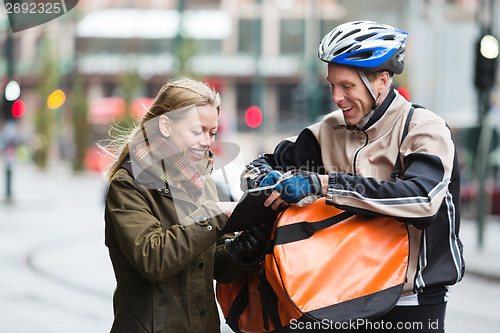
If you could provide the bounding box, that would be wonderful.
[346,50,374,60]
[355,33,377,42]
[346,44,361,54]
[333,45,351,56]
[338,29,361,42]
[382,35,396,40]
[329,30,343,45]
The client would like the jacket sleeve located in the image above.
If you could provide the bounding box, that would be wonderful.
[242,127,324,189]
[326,116,458,229]
[105,172,228,283]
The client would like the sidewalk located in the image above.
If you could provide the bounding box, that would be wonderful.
[459,217,500,281]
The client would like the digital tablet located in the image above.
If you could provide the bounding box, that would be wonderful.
[222,185,283,233]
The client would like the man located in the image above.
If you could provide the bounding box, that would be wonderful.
[242,21,464,332]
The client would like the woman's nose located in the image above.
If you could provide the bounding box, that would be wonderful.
[200,132,212,147]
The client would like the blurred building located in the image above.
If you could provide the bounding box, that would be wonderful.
[0,0,490,157]
[72,0,347,135]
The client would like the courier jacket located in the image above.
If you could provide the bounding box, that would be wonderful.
[243,89,464,305]
[105,159,258,333]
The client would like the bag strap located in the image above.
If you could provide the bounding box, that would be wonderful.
[225,281,249,333]
[257,268,283,331]
[224,268,284,333]
[391,106,416,180]
[273,211,355,246]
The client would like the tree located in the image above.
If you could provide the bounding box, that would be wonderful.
[70,77,89,172]
[33,34,60,169]
[115,70,143,130]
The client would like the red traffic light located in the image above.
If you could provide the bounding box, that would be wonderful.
[12,100,25,118]
[245,106,262,128]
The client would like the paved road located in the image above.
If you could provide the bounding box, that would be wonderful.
[0,162,499,332]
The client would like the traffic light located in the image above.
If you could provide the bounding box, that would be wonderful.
[245,106,262,128]
[11,100,25,118]
[474,33,499,91]
[2,99,25,120]
[2,80,24,120]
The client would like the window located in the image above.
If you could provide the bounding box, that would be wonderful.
[278,83,306,131]
[278,82,334,131]
[236,83,254,132]
[280,19,305,55]
[239,19,260,55]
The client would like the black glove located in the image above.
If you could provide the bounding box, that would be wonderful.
[225,223,272,264]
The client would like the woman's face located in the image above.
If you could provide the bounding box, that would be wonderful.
[160,104,219,165]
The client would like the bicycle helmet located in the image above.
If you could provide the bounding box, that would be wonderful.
[318,21,408,74]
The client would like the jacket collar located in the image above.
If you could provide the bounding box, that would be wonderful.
[361,86,396,131]
[363,91,412,141]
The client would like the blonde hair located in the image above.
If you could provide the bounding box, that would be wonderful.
[101,77,221,182]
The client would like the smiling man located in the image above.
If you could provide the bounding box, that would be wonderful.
[242,21,464,332]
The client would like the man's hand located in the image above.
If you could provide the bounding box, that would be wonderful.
[258,170,282,188]
[270,174,324,205]
[250,170,282,189]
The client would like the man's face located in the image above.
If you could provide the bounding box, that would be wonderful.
[326,63,376,126]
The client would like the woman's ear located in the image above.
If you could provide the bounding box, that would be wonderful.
[159,115,170,137]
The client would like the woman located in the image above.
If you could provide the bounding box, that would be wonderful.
[103,77,263,333]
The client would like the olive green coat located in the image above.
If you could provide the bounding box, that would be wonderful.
[104,164,257,333]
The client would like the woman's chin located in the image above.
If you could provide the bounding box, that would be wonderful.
[186,150,206,164]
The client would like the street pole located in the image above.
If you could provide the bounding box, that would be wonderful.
[252,0,265,152]
[474,0,498,248]
[475,90,493,248]
[4,21,15,202]
[304,0,320,123]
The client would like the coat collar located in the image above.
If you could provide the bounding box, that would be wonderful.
[362,91,412,142]
[121,156,172,197]
[120,155,216,205]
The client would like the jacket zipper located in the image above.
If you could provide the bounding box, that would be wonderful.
[352,130,369,174]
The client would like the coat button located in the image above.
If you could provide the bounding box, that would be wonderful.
[199,216,207,223]
[199,309,206,316]
[198,261,204,269]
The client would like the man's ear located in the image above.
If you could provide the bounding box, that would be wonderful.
[159,115,170,137]
[378,71,391,94]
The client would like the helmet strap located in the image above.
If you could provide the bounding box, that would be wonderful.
[357,71,393,110]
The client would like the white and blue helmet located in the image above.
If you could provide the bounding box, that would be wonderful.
[318,21,408,74]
